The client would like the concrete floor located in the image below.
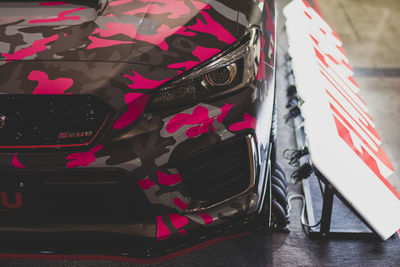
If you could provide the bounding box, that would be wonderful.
[0,0,399,266]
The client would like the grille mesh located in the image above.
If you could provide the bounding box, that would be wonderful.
[0,95,113,149]
[176,137,251,207]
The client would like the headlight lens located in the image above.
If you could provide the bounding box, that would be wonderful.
[149,27,261,109]
[205,62,237,87]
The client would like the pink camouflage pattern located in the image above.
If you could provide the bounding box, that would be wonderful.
[0,0,277,243]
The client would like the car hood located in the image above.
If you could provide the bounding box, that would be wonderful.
[0,0,256,130]
[0,0,243,68]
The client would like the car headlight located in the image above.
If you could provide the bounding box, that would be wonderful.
[149,27,261,109]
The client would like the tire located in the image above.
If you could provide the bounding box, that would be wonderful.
[272,169,287,188]
[254,95,289,230]
[255,168,289,230]
[272,175,287,194]
[275,162,286,179]
[271,184,288,210]
[267,166,289,230]
[271,199,288,228]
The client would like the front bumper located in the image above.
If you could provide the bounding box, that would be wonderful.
[0,213,255,260]
[0,134,263,259]
[0,77,275,258]
[0,134,261,218]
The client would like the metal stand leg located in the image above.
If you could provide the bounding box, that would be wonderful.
[320,184,334,237]
[303,176,377,239]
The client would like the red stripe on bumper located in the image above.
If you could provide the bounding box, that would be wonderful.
[0,232,251,264]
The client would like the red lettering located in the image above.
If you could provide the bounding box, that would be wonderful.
[295,0,398,199]
[332,116,399,200]
[320,69,381,144]
[58,131,93,139]
[313,43,380,143]
[329,102,394,175]
[1,192,23,209]
[58,132,68,139]
[304,11,312,20]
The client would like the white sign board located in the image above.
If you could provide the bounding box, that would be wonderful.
[284,0,400,240]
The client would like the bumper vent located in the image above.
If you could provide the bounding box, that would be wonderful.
[0,170,153,225]
[42,171,152,224]
[176,136,252,208]
[0,95,113,149]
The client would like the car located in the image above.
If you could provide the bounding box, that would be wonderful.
[0,0,288,260]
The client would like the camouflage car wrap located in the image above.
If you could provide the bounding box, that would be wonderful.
[0,0,277,257]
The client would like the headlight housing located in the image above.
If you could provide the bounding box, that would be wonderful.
[149,27,261,109]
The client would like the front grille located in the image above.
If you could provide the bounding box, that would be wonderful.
[176,137,252,207]
[0,170,153,225]
[0,95,113,149]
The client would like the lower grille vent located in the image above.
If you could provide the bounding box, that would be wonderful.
[42,171,151,224]
[0,170,152,225]
[176,137,251,207]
